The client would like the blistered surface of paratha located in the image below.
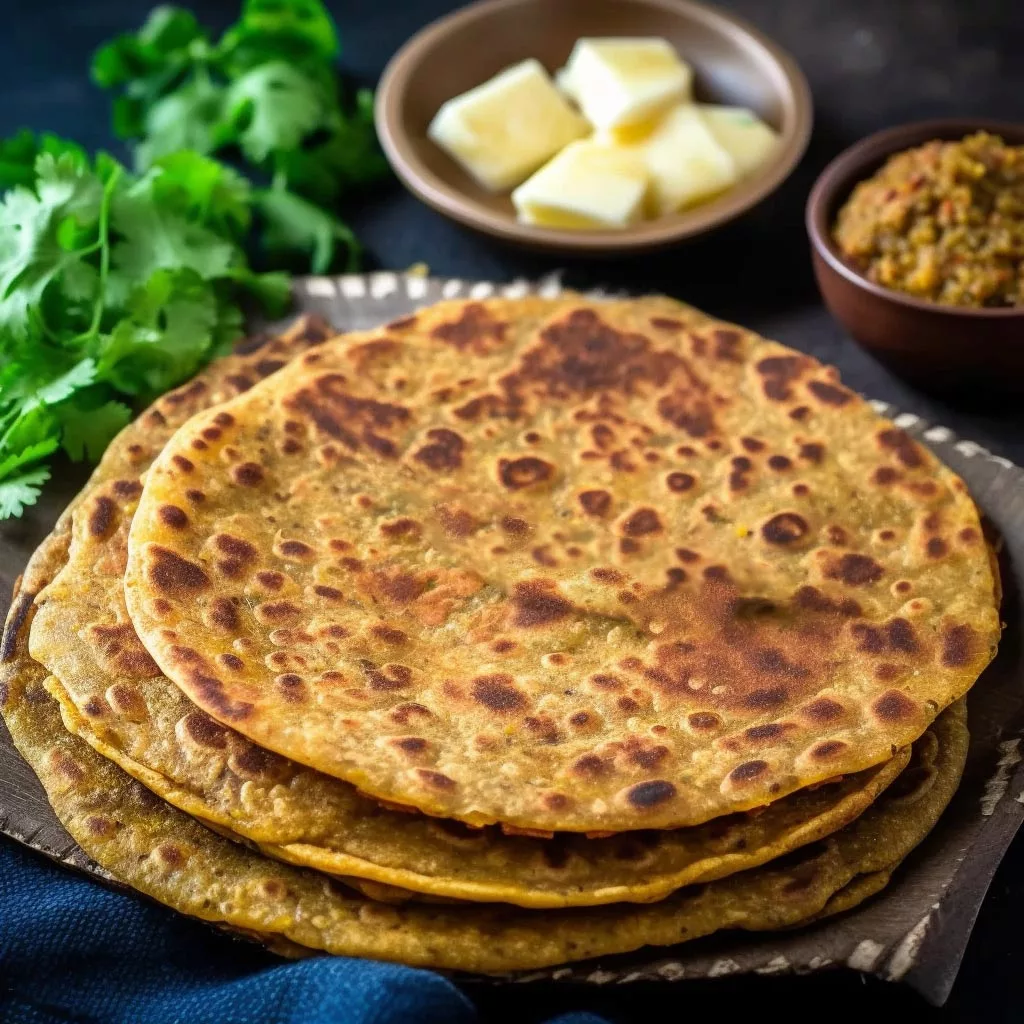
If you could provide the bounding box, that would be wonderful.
[123,296,997,832]
[32,345,909,906]
[1,552,968,971]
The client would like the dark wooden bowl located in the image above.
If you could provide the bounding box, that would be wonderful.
[375,0,812,254]
[806,119,1024,395]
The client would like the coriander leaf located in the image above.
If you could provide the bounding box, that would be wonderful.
[0,361,93,487]
[278,91,388,206]
[93,7,214,151]
[0,125,292,519]
[224,61,326,163]
[94,318,162,396]
[22,357,97,410]
[91,6,206,91]
[229,266,291,315]
[0,153,105,339]
[60,258,100,303]
[0,435,60,482]
[35,150,105,220]
[96,269,218,397]
[135,75,228,168]
[209,294,245,353]
[0,349,55,410]
[256,184,359,274]
[159,276,219,368]
[93,1,382,275]
[58,399,132,461]
[0,403,59,465]
[38,134,92,167]
[0,132,93,193]
[240,0,337,59]
[135,4,206,54]
[110,176,239,285]
[0,130,45,191]
[111,95,147,142]
[149,151,251,236]
[0,466,50,519]
[221,0,339,75]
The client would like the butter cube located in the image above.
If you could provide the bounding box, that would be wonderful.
[427,59,588,192]
[609,104,737,215]
[557,38,692,132]
[700,104,779,177]
[512,139,650,229]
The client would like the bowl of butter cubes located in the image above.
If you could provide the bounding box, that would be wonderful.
[375,0,812,251]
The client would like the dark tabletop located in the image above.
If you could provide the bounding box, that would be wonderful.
[3,0,1024,1020]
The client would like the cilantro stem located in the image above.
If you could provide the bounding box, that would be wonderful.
[73,237,105,259]
[72,163,122,343]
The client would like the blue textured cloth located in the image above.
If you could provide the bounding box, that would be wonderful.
[0,840,610,1024]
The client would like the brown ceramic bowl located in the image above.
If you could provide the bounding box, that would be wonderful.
[375,0,812,253]
[807,119,1024,394]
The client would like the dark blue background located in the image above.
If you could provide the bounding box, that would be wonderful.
[1,1,1023,1021]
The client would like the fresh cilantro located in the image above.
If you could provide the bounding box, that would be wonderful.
[0,0,389,520]
[221,0,339,72]
[0,435,61,484]
[59,400,133,462]
[26,359,99,409]
[93,0,387,273]
[256,181,359,274]
[277,89,388,207]
[225,61,327,163]
[0,467,51,520]
[0,131,91,192]
[148,151,253,235]
[135,77,229,168]
[0,139,290,519]
[111,185,239,284]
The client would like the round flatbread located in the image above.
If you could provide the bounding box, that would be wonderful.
[1,539,968,971]
[30,336,908,907]
[123,295,998,833]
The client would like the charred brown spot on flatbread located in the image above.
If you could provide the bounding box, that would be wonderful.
[87,496,118,539]
[472,675,528,714]
[824,553,885,586]
[83,622,160,678]
[509,581,575,628]
[623,780,677,809]
[807,380,853,406]
[144,546,210,595]
[498,456,555,490]
[431,303,507,353]
[940,624,977,667]
[413,429,465,472]
[578,490,612,517]
[761,513,810,546]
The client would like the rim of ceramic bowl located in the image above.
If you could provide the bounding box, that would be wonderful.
[806,118,1024,319]
[375,0,813,252]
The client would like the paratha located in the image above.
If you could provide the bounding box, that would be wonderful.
[123,295,998,832]
[29,346,908,907]
[0,535,968,971]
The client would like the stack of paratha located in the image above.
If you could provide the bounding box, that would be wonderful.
[1,293,999,973]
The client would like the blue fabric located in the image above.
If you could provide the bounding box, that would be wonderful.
[0,840,610,1024]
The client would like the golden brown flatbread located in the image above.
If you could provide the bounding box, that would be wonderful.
[122,295,997,832]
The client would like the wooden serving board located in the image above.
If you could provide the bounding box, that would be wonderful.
[3,273,1024,1006]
